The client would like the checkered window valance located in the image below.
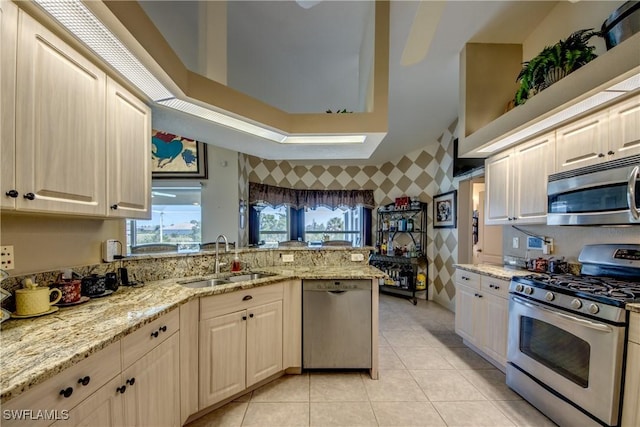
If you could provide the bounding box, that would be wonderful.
[249,182,375,210]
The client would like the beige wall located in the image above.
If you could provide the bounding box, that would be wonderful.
[0,213,125,275]
[522,1,623,60]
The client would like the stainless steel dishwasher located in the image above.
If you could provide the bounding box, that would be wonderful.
[302,279,371,369]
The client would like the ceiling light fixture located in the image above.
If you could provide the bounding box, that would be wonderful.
[283,135,367,144]
[478,73,640,154]
[34,0,364,146]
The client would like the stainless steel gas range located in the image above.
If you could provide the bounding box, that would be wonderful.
[506,244,640,427]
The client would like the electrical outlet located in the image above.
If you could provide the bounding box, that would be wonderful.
[351,253,365,262]
[282,254,294,263]
[512,237,519,249]
[1,246,15,270]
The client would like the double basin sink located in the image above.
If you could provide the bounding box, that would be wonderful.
[178,272,275,289]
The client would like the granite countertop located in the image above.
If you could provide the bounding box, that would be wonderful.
[628,304,640,313]
[454,264,534,281]
[0,265,383,403]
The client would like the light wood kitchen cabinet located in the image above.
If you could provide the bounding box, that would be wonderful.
[2,342,122,427]
[622,311,640,427]
[50,376,124,427]
[121,333,180,427]
[15,11,106,216]
[454,269,509,370]
[485,132,554,225]
[609,94,640,160]
[106,78,151,219]
[556,95,640,173]
[0,0,17,210]
[199,284,284,408]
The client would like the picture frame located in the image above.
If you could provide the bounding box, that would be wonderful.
[151,129,208,179]
[433,190,457,229]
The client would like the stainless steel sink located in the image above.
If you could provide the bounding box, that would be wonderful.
[228,273,274,282]
[178,278,231,288]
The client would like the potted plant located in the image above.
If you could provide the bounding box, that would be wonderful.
[514,29,600,106]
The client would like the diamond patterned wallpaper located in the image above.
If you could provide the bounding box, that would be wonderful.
[239,120,459,309]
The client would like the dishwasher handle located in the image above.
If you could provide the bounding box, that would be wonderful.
[328,290,346,295]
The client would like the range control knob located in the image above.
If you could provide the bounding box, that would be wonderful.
[570,299,582,310]
[524,286,533,295]
[545,292,555,301]
[515,284,523,293]
[588,304,599,314]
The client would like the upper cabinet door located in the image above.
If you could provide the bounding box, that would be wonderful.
[0,0,17,210]
[484,150,512,225]
[106,78,151,219]
[555,110,609,173]
[609,94,640,159]
[512,132,555,224]
[16,11,106,216]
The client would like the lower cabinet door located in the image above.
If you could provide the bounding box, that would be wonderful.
[481,293,508,368]
[51,376,124,427]
[122,333,180,427]
[199,310,247,408]
[246,301,283,387]
[455,284,482,347]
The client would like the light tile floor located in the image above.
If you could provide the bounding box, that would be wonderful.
[186,294,557,427]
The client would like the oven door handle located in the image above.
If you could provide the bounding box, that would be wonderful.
[628,165,639,220]
[512,296,613,333]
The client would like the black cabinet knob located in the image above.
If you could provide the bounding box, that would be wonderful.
[117,385,126,394]
[126,378,135,386]
[151,331,159,338]
[242,295,253,301]
[159,325,167,332]
[249,313,254,318]
[59,387,73,398]
[242,315,247,321]
[607,150,615,156]
[110,204,118,210]
[23,192,35,200]
[598,153,605,158]
[5,190,18,198]
[78,376,91,386]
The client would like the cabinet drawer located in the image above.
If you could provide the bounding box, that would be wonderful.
[2,341,121,427]
[121,308,179,369]
[630,312,640,345]
[200,283,284,320]
[480,277,509,299]
[455,270,480,289]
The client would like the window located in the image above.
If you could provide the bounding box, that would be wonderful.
[257,206,289,246]
[304,207,361,246]
[127,187,202,253]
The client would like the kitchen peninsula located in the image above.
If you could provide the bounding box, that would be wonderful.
[0,247,382,426]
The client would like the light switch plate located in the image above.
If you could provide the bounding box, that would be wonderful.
[512,237,519,249]
[282,254,294,263]
[1,246,15,270]
[351,253,365,261]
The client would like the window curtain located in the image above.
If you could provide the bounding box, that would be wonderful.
[248,182,375,210]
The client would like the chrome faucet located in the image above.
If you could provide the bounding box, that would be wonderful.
[214,234,230,274]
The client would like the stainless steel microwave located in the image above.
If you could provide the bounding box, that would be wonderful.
[547,154,640,226]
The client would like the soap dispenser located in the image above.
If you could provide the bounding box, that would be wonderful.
[231,250,242,272]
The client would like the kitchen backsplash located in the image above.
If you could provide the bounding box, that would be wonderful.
[503,224,640,262]
[0,248,370,312]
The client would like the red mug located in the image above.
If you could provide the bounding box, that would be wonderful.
[53,279,82,304]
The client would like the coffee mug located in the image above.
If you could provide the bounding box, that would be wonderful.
[81,275,106,296]
[15,287,62,316]
[53,279,82,304]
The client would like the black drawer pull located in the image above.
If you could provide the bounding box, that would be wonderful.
[5,190,18,198]
[242,295,253,301]
[126,377,135,386]
[117,385,126,394]
[159,325,167,332]
[59,387,73,398]
[78,376,91,386]
[151,331,159,338]
[23,192,35,200]
[110,204,119,210]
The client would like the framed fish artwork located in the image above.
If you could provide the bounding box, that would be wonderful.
[151,129,208,179]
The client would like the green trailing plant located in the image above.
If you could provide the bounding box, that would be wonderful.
[514,28,600,106]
